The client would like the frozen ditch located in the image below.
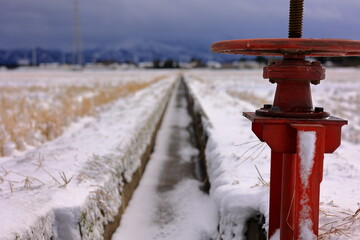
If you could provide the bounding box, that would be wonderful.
[112,80,218,240]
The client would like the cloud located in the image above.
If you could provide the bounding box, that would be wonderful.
[0,0,360,49]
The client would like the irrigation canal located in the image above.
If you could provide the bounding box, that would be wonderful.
[111,81,218,240]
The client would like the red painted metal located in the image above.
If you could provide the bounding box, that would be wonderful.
[211,38,360,57]
[261,58,324,118]
[263,59,325,81]
[280,153,296,239]
[291,124,325,238]
[268,151,283,238]
[246,113,347,154]
[244,113,347,239]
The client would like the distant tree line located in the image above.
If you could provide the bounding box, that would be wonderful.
[250,56,360,67]
[314,56,360,67]
[3,54,360,69]
[152,59,179,68]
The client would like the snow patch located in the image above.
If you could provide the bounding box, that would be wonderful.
[300,219,316,240]
[298,131,316,188]
[269,229,280,240]
[53,207,82,240]
[298,131,317,239]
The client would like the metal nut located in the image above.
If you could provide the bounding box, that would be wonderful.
[314,107,324,112]
[263,104,273,109]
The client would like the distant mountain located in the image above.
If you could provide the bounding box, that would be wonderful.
[0,48,65,66]
[0,40,239,66]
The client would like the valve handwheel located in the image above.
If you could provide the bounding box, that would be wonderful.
[211,38,360,57]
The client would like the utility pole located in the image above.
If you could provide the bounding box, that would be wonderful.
[32,47,37,66]
[72,0,83,66]
[61,51,66,65]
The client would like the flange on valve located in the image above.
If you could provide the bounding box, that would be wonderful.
[211,0,360,239]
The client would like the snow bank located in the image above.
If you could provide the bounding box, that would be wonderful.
[0,73,176,239]
[185,72,271,240]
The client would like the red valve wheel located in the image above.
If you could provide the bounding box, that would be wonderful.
[211,38,360,57]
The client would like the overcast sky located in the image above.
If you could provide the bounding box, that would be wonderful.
[1,0,360,50]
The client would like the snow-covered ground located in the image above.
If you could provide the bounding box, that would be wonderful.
[0,69,176,239]
[184,69,360,240]
[1,68,359,240]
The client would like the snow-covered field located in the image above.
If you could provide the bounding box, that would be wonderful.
[0,69,168,157]
[0,69,176,239]
[184,69,360,240]
[0,68,359,240]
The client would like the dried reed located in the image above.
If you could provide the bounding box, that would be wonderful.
[0,75,165,156]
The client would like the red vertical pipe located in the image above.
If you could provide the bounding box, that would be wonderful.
[292,126,325,239]
[280,153,296,239]
[273,80,313,112]
[268,151,284,238]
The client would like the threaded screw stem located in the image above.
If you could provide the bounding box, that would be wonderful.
[288,0,304,38]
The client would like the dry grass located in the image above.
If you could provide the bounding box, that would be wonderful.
[318,204,360,239]
[0,154,76,193]
[254,164,270,187]
[0,75,165,156]
[227,90,270,108]
[187,75,206,83]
